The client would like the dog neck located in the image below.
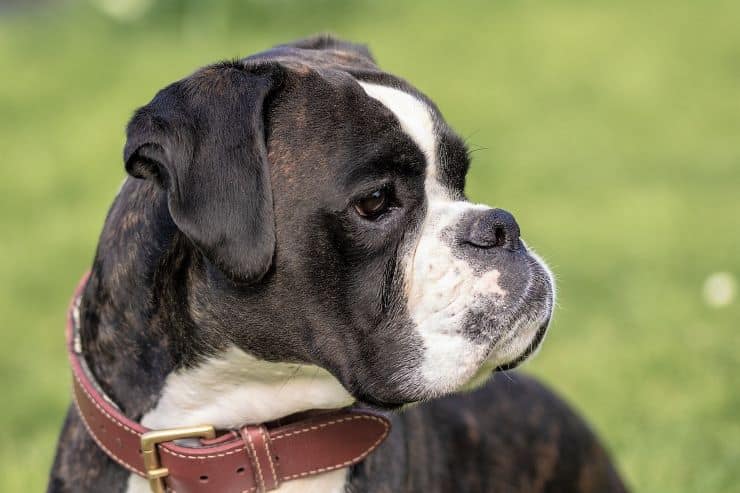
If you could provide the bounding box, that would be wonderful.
[80,179,354,430]
[140,345,354,431]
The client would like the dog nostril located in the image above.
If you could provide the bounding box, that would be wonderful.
[493,225,507,247]
[466,208,521,251]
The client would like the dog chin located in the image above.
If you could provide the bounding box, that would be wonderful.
[494,318,551,371]
[355,256,554,409]
[353,392,409,411]
[459,317,552,393]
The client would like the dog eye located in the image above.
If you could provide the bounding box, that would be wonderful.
[354,189,390,219]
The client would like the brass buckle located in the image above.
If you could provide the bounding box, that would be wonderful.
[140,425,216,493]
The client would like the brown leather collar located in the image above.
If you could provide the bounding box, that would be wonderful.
[66,274,390,493]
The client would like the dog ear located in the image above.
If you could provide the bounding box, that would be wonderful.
[123,62,282,283]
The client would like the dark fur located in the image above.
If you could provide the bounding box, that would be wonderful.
[352,375,625,492]
[48,36,628,492]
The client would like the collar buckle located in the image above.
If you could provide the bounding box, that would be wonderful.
[140,425,216,493]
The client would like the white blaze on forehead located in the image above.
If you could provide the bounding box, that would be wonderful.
[358,82,438,171]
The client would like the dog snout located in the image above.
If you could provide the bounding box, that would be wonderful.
[463,208,522,252]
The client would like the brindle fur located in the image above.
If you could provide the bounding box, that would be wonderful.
[48,36,628,492]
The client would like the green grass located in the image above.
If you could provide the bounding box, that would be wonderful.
[1,1,738,491]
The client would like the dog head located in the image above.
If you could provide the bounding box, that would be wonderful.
[124,36,555,408]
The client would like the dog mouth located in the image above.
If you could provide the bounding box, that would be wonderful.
[494,318,550,371]
[456,315,551,393]
[487,252,554,372]
[336,248,555,410]
[348,316,552,411]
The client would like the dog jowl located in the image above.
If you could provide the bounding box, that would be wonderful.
[49,36,627,493]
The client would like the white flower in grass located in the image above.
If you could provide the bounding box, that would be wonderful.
[702,272,736,308]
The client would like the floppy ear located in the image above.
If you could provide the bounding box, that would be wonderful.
[124,62,281,283]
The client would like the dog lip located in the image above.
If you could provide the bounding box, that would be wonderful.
[493,318,550,372]
[353,392,408,411]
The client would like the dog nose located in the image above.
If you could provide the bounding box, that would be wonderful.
[464,208,522,251]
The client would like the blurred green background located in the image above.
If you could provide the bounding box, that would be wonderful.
[1,0,738,491]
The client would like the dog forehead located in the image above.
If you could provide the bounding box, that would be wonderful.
[354,81,470,198]
[357,82,438,170]
[265,71,432,180]
[241,50,469,196]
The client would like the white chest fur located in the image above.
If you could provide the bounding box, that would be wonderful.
[125,346,355,493]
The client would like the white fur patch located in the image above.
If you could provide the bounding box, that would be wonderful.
[125,346,354,493]
[141,346,354,430]
[359,82,504,392]
[406,201,506,394]
[358,81,552,396]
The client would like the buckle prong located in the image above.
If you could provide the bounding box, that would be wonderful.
[140,425,216,493]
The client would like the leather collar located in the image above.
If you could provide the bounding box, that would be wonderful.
[66,274,390,493]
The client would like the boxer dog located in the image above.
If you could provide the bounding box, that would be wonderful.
[48,36,627,492]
